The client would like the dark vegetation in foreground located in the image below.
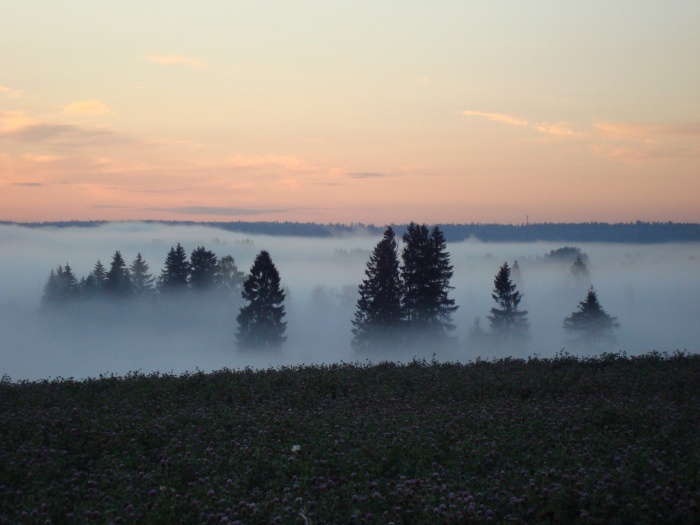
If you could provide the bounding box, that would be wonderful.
[1,352,699,524]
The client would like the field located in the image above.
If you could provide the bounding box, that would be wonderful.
[1,352,699,524]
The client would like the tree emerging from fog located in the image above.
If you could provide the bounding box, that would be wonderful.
[129,253,155,298]
[401,223,458,339]
[158,243,190,293]
[105,251,132,298]
[352,223,458,352]
[352,227,403,351]
[215,255,245,296]
[236,250,287,350]
[564,286,619,345]
[42,264,79,305]
[189,246,219,291]
[487,262,529,341]
[81,260,107,298]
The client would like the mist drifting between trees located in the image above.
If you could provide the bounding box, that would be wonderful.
[1,222,699,380]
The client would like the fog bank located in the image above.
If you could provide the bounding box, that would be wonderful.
[1,222,698,381]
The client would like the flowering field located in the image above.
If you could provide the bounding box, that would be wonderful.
[1,352,699,524]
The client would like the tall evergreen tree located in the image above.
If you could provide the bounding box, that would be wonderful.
[401,223,458,337]
[564,286,619,344]
[428,225,458,332]
[401,222,432,327]
[352,227,403,351]
[129,253,155,298]
[487,262,529,341]
[236,251,287,350]
[105,250,132,297]
[81,260,107,298]
[158,243,190,293]
[190,246,218,291]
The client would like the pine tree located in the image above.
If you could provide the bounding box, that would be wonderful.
[130,253,155,298]
[236,251,287,349]
[352,227,403,352]
[564,286,619,344]
[104,251,132,298]
[487,262,529,341]
[81,260,107,298]
[158,243,190,293]
[400,223,458,338]
[190,246,218,291]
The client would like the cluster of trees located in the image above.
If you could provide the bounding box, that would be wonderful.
[352,224,619,352]
[42,244,289,351]
[42,244,246,303]
[41,226,620,353]
[351,223,458,352]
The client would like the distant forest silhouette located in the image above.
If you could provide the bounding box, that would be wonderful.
[3,220,700,243]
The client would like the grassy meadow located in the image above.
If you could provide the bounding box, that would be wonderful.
[1,351,699,524]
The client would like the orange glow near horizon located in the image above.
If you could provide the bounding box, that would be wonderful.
[1,2,699,225]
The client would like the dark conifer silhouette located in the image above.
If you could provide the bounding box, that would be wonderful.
[487,262,529,341]
[564,286,619,345]
[158,243,190,293]
[105,251,132,297]
[82,260,108,298]
[352,227,403,351]
[428,225,458,333]
[236,250,287,350]
[190,246,218,291]
[129,253,155,298]
[401,223,457,338]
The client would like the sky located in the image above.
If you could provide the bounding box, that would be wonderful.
[1,1,699,225]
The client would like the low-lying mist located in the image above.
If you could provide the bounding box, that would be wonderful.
[1,222,698,381]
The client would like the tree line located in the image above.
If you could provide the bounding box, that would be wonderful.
[43,244,246,303]
[42,224,619,353]
[10,220,700,243]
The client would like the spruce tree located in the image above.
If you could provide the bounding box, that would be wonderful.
[401,222,432,327]
[401,223,458,338]
[158,243,190,293]
[82,260,107,298]
[105,250,132,298]
[236,251,287,349]
[190,246,218,291]
[487,262,529,341]
[130,253,155,298]
[352,227,403,352]
[564,286,619,344]
[428,225,458,332]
